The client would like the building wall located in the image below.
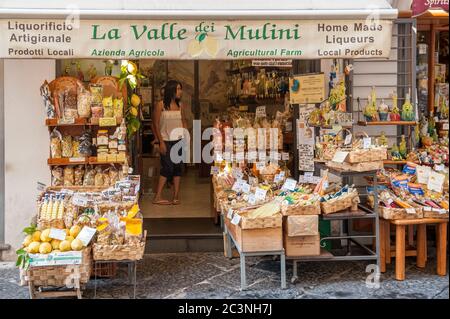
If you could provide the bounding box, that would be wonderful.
[2,59,54,260]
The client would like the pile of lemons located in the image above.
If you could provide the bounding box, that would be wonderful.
[22,225,85,254]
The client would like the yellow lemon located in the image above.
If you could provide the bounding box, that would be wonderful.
[130,107,138,117]
[22,235,33,247]
[28,242,41,254]
[203,35,219,57]
[39,242,52,254]
[69,225,81,238]
[59,240,71,252]
[65,235,75,243]
[65,229,70,236]
[71,239,84,251]
[51,239,61,250]
[32,231,41,242]
[187,40,203,57]
[40,229,52,242]
[130,94,141,107]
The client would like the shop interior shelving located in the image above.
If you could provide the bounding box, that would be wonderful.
[356,121,418,126]
[289,165,380,284]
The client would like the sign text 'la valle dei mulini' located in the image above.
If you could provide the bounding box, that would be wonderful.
[0,19,393,59]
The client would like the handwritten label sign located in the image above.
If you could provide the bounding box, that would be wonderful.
[255,105,266,118]
[332,151,349,163]
[416,165,431,184]
[298,144,315,171]
[255,188,267,201]
[223,152,231,161]
[210,166,220,175]
[274,171,286,183]
[49,228,67,241]
[247,194,257,205]
[231,213,242,225]
[76,226,97,246]
[282,178,297,191]
[344,134,352,145]
[37,182,47,192]
[256,162,266,170]
[241,182,251,194]
[282,152,290,161]
[363,137,371,149]
[232,168,243,180]
[406,208,416,215]
[428,171,445,193]
[248,151,257,161]
[258,152,267,161]
[232,180,244,192]
[227,208,234,219]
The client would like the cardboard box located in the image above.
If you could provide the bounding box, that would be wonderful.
[283,233,320,257]
[286,215,319,237]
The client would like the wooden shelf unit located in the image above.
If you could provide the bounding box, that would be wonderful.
[357,121,418,126]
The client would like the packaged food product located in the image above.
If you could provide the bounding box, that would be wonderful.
[94,167,105,186]
[89,84,103,105]
[51,166,63,186]
[77,85,91,118]
[74,165,85,186]
[83,166,96,186]
[72,137,80,158]
[102,96,114,118]
[103,168,111,186]
[109,166,119,185]
[91,106,103,118]
[78,130,93,156]
[97,130,109,146]
[63,90,78,119]
[50,128,62,158]
[113,96,124,119]
[63,166,75,186]
[62,134,73,158]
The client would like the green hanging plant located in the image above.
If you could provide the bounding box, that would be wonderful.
[118,60,146,138]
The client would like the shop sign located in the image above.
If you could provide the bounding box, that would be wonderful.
[412,0,449,16]
[290,74,326,104]
[0,19,393,59]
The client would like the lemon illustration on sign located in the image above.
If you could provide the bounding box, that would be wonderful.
[203,35,219,57]
[130,107,139,117]
[188,40,203,57]
[131,94,141,107]
[39,242,52,254]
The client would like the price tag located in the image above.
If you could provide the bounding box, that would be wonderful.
[423,206,432,212]
[72,195,88,207]
[241,182,251,194]
[37,182,47,192]
[332,151,349,163]
[270,152,281,161]
[258,152,267,161]
[57,118,75,125]
[215,152,223,162]
[247,194,257,205]
[210,166,220,175]
[274,171,285,183]
[434,164,445,172]
[227,208,234,219]
[416,165,431,184]
[49,228,67,241]
[223,152,231,161]
[344,134,352,145]
[232,180,243,192]
[248,151,257,161]
[363,137,371,149]
[76,226,97,246]
[406,208,416,215]
[256,162,266,170]
[255,105,266,118]
[231,213,242,225]
[304,172,313,183]
[255,188,267,201]
[428,171,445,193]
[282,178,297,191]
[282,152,290,161]
[239,105,248,111]
[232,168,242,179]
[443,123,449,130]
[69,157,86,163]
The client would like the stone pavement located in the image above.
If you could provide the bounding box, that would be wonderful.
[0,251,448,299]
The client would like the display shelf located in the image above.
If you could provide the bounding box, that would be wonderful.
[310,125,353,129]
[46,118,123,127]
[47,157,88,166]
[47,157,126,166]
[357,121,417,126]
[384,160,407,165]
[321,209,376,221]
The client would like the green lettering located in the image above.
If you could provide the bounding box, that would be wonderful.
[225,25,244,40]
[91,25,105,40]
[131,25,147,40]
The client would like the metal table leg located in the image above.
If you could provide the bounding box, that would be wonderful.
[226,232,233,259]
[280,253,286,289]
[291,260,298,284]
[133,261,137,299]
[94,261,97,299]
[240,253,246,291]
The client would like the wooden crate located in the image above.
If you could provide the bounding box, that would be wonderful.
[281,201,321,216]
[235,225,283,252]
[346,148,387,163]
[326,160,384,172]
[380,207,424,220]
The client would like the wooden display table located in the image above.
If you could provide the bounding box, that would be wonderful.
[380,217,448,281]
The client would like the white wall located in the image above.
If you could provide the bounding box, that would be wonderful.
[2,59,54,260]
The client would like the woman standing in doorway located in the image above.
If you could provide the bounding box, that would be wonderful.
[153,80,187,205]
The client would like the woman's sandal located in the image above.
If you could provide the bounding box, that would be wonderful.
[172,199,181,205]
[152,199,172,205]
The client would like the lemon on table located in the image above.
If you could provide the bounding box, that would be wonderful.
[71,239,84,251]
[22,235,33,247]
[39,242,52,254]
[28,242,41,254]
[130,107,138,117]
[65,236,75,243]
[40,229,52,242]
[51,239,61,250]
[69,225,81,238]
[32,231,41,242]
[59,240,71,252]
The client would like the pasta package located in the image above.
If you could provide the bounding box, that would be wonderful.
[74,165,85,186]
[63,166,75,186]
[52,166,63,186]
[50,128,62,158]
[83,166,96,186]
[62,134,73,158]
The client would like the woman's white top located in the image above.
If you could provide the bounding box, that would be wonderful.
[160,108,184,141]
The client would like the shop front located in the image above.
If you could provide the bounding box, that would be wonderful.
[0,0,448,298]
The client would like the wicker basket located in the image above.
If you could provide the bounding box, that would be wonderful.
[347,148,388,163]
[259,173,276,183]
[20,247,92,287]
[93,231,146,261]
[380,206,424,220]
[321,191,360,215]
[37,218,65,230]
[281,201,320,216]
[326,160,384,172]
[239,214,282,230]
[423,209,449,219]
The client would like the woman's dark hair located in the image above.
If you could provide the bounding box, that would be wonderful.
[163,80,182,110]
